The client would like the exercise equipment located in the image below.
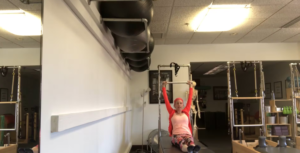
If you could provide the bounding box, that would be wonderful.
[99,0,153,37]
[113,28,150,52]
[121,36,154,61]
[0,66,22,147]
[135,88,151,153]
[289,63,300,148]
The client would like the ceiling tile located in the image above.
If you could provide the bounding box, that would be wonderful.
[238,36,264,43]
[0,42,21,48]
[174,0,212,6]
[289,21,300,28]
[164,39,189,44]
[30,36,41,42]
[285,33,300,42]
[218,32,246,39]
[270,3,300,19]
[258,18,293,28]
[189,38,215,44]
[213,0,252,5]
[0,37,11,43]
[192,32,221,39]
[261,28,300,42]
[165,31,194,39]
[9,0,42,11]
[0,1,18,10]
[153,0,174,6]
[17,42,40,48]
[213,37,240,43]
[245,28,280,37]
[170,6,206,23]
[251,0,292,6]
[153,7,172,21]
[154,38,165,45]
[168,22,192,31]
[150,21,169,33]
[249,5,283,18]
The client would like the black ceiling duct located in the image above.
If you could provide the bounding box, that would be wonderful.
[99,0,153,37]
[121,36,154,61]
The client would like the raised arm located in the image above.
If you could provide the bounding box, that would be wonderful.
[183,81,193,112]
[162,81,173,114]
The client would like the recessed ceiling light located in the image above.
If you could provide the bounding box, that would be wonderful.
[0,10,41,36]
[191,4,250,32]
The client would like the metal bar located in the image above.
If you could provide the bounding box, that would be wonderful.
[233,63,238,97]
[275,99,293,101]
[228,61,261,64]
[254,63,257,97]
[227,62,234,140]
[167,82,188,84]
[158,65,161,152]
[231,97,263,100]
[16,66,21,144]
[159,64,190,67]
[102,18,144,22]
[234,124,263,127]
[259,61,266,136]
[290,64,298,143]
[0,128,16,131]
[10,68,15,101]
[0,101,17,104]
[88,0,141,5]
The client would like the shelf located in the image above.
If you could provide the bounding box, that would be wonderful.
[266,123,290,125]
[267,111,282,113]
[266,135,291,137]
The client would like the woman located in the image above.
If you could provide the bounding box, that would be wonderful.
[162,81,200,153]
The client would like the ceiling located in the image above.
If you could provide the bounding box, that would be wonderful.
[151,0,300,44]
[191,61,295,77]
[0,0,41,48]
[1,0,300,48]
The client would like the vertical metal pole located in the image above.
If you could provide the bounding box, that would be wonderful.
[296,65,300,94]
[158,65,161,151]
[10,68,15,101]
[227,62,234,140]
[254,63,257,97]
[290,64,297,144]
[142,91,145,152]
[259,62,265,136]
[16,66,21,144]
[188,65,194,136]
[233,63,238,97]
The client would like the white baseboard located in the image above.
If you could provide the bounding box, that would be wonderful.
[125,142,132,153]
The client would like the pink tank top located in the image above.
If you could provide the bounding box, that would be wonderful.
[171,113,191,135]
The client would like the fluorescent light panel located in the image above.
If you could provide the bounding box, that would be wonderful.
[192,4,250,32]
[0,10,41,36]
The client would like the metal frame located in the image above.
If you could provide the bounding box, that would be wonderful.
[227,61,265,141]
[101,18,150,54]
[0,66,21,145]
[88,0,143,5]
[157,64,192,151]
[289,63,300,145]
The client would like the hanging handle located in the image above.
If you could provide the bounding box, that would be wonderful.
[170,62,180,76]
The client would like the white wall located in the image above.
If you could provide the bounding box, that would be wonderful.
[131,43,300,145]
[0,48,40,66]
[41,1,131,153]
